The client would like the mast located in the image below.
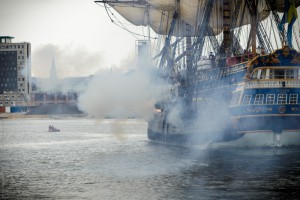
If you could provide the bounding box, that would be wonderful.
[185,23,193,109]
[247,0,258,54]
[184,0,214,112]
[222,0,231,57]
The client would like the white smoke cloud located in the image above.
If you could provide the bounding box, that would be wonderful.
[32,43,104,78]
[78,68,166,120]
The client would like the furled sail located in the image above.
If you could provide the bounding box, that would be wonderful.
[145,0,176,11]
[106,0,195,36]
[107,1,148,26]
[103,0,299,37]
[179,0,270,30]
[147,9,196,36]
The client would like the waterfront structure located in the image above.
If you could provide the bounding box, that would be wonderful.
[29,57,91,109]
[31,76,91,106]
[0,36,90,114]
[0,36,31,107]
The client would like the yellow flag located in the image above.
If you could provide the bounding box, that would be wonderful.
[288,0,298,23]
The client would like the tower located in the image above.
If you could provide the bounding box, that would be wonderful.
[50,57,58,80]
[136,40,150,68]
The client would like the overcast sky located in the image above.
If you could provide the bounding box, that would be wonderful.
[0,0,143,78]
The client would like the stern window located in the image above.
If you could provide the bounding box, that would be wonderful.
[252,70,258,79]
[266,69,270,79]
[269,69,274,79]
[254,94,264,105]
[286,69,294,79]
[266,94,275,104]
[261,70,267,79]
[277,94,287,104]
[289,94,298,104]
[242,95,252,105]
[257,69,262,79]
[275,70,285,79]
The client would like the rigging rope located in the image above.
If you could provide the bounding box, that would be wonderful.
[100,3,158,40]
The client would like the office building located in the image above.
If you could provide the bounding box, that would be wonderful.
[0,36,31,107]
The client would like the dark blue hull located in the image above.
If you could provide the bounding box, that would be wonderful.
[148,63,248,145]
[232,115,300,133]
[147,121,244,145]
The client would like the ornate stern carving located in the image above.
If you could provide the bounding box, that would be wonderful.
[282,45,291,57]
[266,54,280,64]
[291,53,300,64]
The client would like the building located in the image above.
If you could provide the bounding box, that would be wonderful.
[0,36,31,107]
[135,40,150,68]
[0,36,91,113]
[31,76,92,106]
[30,57,92,106]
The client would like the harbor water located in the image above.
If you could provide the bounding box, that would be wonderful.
[1,118,300,199]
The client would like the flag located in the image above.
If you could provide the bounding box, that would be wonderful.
[278,0,298,47]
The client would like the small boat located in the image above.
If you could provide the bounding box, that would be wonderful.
[48,125,60,132]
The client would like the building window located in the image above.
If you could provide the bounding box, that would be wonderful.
[277,94,287,104]
[254,94,264,105]
[289,94,298,104]
[242,95,252,105]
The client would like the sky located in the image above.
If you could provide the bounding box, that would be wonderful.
[0,0,143,78]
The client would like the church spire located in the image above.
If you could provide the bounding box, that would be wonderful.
[50,57,58,80]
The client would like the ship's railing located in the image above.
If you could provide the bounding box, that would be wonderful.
[196,64,246,81]
[246,80,300,88]
[226,53,256,66]
[194,84,232,95]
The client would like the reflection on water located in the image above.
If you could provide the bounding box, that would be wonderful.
[1,118,300,199]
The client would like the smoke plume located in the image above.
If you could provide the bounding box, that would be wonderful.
[78,67,165,120]
[32,43,103,78]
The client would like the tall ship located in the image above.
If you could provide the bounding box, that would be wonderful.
[96,0,300,146]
